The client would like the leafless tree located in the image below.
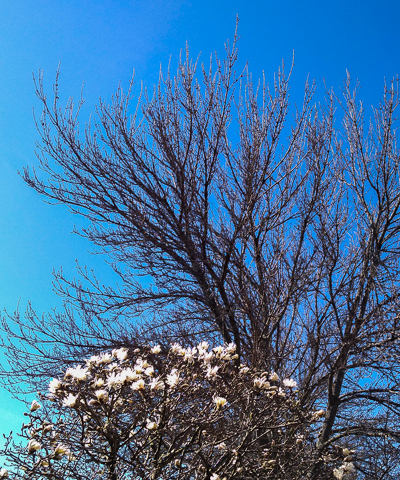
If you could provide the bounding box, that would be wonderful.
[2,29,400,478]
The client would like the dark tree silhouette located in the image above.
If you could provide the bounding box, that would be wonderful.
[2,30,400,478]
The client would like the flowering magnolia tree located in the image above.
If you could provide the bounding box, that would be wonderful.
[0,343,354,479]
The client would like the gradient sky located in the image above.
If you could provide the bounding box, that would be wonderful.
[0,0,399,450]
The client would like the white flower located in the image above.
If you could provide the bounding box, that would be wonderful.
[277,387,286,397]
[146,419,158,430]
[214,396,227,410]
[202,351,214,363]
[65,365,89,381]
[213,346,224,356]
[170,343,185,355]
[99,353,113,364]
[184,346,197,361]
[134,363,144,374]
[131,379,145,391]
[112,348,128,362]
[43,423,53,433]
[295,435,304,445]
[197,341,209,351]
[119,368,139,383]
[253,378,270,389]
[166,370,180,388]
[107,373,122,387]
[343,462,355,473]
[283,378,297,388]
[30,400,41,412]
[94,378,105,388]
[333,467,345,479]
[86,354,101,365]
[134,358,149,373]
[144,366,154,376]
[28,439,41,453]
[54,444,70,456]
[48,378,61,394]
[313,409,325,418]
[269,372,279,381]
[239,366,250,374]
[151,345,161,354]
[150,377,165,390]
[107,362,118,371]
[206,365,219,379]
[95,390,109,402]
[0,468,8,479]
[210,474,221,480]
[225,343,236,354]
[63,394,77,407]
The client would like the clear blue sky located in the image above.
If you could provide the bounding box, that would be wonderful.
[0,0,399,447]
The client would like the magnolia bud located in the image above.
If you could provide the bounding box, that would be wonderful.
[28,439,41,454]
[30,400,41,412]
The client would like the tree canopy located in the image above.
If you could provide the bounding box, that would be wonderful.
[1,32,400,478]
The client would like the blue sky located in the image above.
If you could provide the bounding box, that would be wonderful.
[0,0,399,449]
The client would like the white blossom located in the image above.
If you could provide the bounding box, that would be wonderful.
[283,378,297,388]
[119,368,139,383]
[28,439,41,453]
[206,365,219,379]
[48,378,61,394]
[65,365,89,381]
[113,347,128,362]
[210,474,221,480]
[99,353,113,364]
[0,468,8,479]
[63,394,77,408]
[214,396,227,410]
[269,372,279,381]
[202,351,214,363]
[197,341,209,351]
[277,387,286,397]
[314,409,325,418]
[30,400,41,412]
[254,378,270,389]
[166,370,180,388]
[146,419,158,430]
[170,343,186,355]
[150,377,165,390]
[86,354,101,365]
[151,345,161,354]
[43,423,53,433]
[107,373,122,387]
[131,379,145,391]
[95,390,109,403]
[93,378,105,388]
[213,346,224,356]
[54,444,70,456]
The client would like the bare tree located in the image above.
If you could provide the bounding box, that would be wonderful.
[2,29,400,478]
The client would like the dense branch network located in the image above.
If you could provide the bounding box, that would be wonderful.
[1,32,400,478]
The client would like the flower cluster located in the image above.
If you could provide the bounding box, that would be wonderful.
[0,343,350,479]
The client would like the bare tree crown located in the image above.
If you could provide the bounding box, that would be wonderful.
[1,33,400,478]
